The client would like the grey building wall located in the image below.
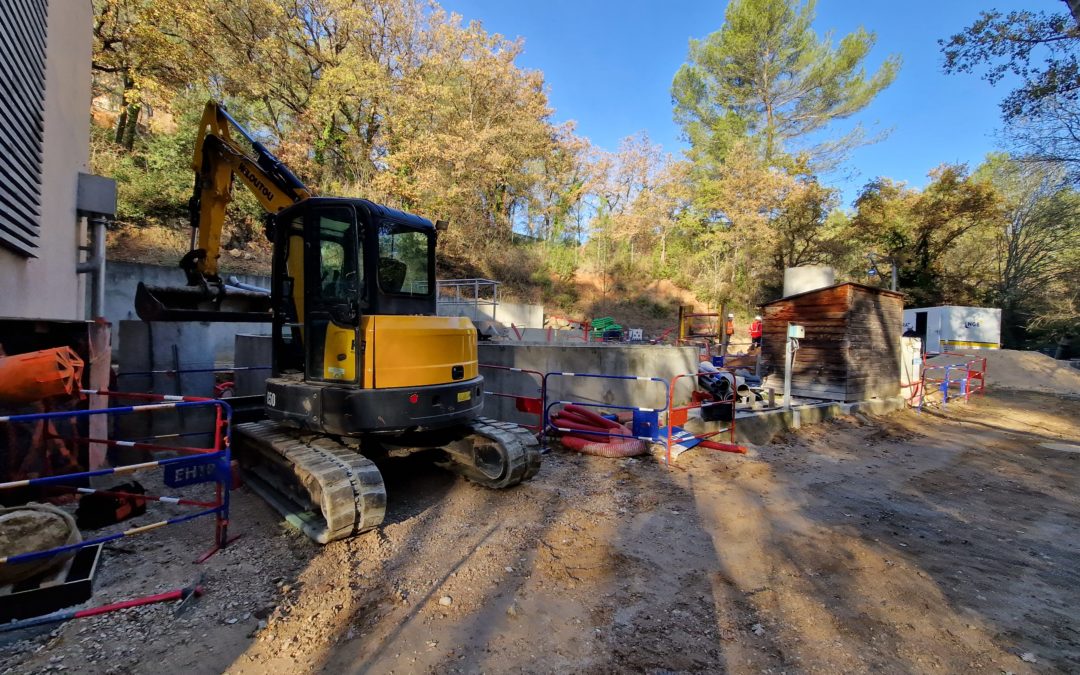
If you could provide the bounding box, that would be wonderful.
[0,1,93,320]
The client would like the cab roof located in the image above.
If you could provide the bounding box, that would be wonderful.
[278,197,435,230]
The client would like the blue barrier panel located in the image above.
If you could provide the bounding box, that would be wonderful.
[0,392,233,564]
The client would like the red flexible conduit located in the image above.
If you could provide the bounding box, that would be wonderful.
[551,405,647,458]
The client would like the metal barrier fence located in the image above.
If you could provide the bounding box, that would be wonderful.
[542,371,670,445]
[0,390,233,565]
[917,352,988,412]
[479,364,545,432]
[920,352,989,410]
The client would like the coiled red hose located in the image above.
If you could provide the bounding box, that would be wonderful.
[551,406,647,458]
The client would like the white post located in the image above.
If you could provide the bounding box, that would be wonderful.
[783,323,794,411]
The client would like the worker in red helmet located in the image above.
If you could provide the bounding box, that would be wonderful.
[749,314,763,350]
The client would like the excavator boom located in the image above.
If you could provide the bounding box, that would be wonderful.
[135,101,312,322]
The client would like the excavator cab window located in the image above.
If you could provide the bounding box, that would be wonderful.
[377,221,430,296]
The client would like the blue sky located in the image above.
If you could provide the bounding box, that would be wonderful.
[439,0,1036,206]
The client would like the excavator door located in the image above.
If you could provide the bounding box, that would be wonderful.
[272,203,364,385]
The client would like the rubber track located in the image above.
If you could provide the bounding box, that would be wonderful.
[234,421,386,543]
[443,417,541,488]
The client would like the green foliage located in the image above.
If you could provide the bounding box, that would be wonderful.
[539,242,580,282]
[942,8,1080,175]
[672,0,899,168]
[973,154,1080,346]
[851,165,1001,307]
[90,124,190,225]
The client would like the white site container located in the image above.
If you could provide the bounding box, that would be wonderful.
[902,306,1002,353]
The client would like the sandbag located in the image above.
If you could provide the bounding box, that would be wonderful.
[0,503,81,585]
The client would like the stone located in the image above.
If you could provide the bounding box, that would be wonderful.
[438,596,453,607]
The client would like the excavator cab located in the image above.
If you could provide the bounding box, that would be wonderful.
[264,197,483,436]
[271,197,436,380]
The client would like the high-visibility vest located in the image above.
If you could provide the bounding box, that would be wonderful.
[749,320,762,338]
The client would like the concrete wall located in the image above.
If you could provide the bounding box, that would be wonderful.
[478,344,700,427]
[235,333,273,396]
[221,337,699,430]
[499,327,590,344]
[438,300,543,328]
[0,2,92,320]
[107,262,272,361]
[782,266,835,298]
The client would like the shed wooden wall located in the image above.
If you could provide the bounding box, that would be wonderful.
[760,284,902,401]
[845,286,903,399]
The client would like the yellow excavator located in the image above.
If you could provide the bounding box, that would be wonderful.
[136,101,539,543]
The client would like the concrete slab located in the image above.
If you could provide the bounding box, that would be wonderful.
[683,396,906,446]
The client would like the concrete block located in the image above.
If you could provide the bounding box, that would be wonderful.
[115,321,217,452]
[783,265,835,297]
[842,397,906,416]
[684,401,861,445]
[235,333,272,397]
[477,343,699,427]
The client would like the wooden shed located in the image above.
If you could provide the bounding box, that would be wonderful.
[760,282,904,402]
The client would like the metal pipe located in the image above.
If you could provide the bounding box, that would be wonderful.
[227,276,270,294]
[76,215,109,318]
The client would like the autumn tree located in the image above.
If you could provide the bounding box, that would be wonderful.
[190,1,559,256]
[92,0,208,148]
[851,165,1001,307]
[975,154,1080,345]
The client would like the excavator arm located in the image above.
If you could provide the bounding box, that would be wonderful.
[185,102,311,283]
[136,101,312,322]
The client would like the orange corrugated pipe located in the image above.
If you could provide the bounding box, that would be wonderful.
[0,347,85,404]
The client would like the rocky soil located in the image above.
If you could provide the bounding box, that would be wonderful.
[2,389,1078,674]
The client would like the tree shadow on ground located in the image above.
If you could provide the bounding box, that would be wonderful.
[215,390,1079,673]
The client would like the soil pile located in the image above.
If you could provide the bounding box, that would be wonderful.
[929,349,1080,395]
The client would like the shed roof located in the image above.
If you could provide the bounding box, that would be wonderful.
[760,281,905,307]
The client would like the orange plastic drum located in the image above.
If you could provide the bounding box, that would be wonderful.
[0,347,85,404]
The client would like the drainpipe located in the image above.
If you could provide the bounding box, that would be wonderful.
[77,214,108,318]
[75,173,117,319]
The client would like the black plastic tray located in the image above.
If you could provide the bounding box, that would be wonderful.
[0,544,103,622]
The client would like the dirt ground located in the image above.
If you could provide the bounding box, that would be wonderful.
[2,389,1078,674]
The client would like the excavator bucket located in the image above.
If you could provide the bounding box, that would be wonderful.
[135,282,272,323]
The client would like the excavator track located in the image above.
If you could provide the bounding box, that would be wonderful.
[234,417,540,544]
[233,421,386,544]
[439,417,542,488]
